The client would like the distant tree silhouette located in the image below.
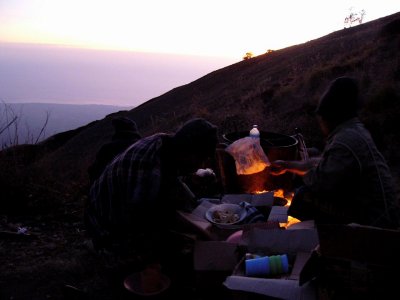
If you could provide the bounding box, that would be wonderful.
[243,52,254,60]
[344,9,366,28]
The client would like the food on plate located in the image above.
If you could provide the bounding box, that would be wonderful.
[205,203,246,226]
[211,209,240,224]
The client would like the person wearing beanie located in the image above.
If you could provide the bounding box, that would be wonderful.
[84,118,218,266]
[315,76,361,125]
[88,116,142,185]
[111,116,141,139]
[269,76,400,229]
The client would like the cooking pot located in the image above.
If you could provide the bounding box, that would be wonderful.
[217,131,299,193]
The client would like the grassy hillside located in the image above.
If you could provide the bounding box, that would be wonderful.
[1,11,399,300]
[1,11,400,210]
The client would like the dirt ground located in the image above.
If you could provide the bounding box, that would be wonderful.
[0,198,233,300]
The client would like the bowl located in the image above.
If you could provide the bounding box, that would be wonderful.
[123,271,171,297]
[205,203,247,226]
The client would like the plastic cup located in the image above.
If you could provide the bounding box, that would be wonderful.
[245,256,270,277]
[280,254,289,273]
[245,254,289,277]
[269,255,280,275]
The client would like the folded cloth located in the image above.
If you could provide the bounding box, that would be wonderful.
[239,201,267,224]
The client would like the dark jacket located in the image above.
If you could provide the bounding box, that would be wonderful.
[291,118,400,229]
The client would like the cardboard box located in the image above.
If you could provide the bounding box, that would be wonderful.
[176,193,277,241]
[223,224,319,300]
[193,241,241,293]
[315,224,400,298]
[221,192,274,207]
[225,252,316,300]
[317,223,400,265]
[178,194,319,298]
[267,206,288,223]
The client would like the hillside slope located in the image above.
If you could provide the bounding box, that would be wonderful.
[0,103,131,147]
[1,11,399,300]
[1,11,400,207]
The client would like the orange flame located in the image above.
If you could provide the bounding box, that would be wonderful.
[254,189,300,228]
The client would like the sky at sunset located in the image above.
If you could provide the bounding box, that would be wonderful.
[1,0,399,58]
[0,0,399,107]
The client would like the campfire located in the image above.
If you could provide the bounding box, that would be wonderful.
[215,129,303,228]
[255,188,301,228]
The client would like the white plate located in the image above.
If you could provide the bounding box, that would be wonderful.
[205,203,247,226]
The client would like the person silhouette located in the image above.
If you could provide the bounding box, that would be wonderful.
[88,116,141,186]
[270,76,400,229]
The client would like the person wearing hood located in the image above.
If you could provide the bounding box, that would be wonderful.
[88,116,142,186]
[270,76,400,229]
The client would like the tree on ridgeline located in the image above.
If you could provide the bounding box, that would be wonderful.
[344,8,366,28]
[243,52,254,60]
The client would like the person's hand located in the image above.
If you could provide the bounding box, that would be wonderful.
[268,160,288,176]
